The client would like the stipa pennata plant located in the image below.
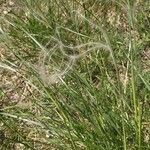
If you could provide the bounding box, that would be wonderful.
[0,0,149,149]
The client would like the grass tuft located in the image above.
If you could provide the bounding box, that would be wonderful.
[0,0,149,149]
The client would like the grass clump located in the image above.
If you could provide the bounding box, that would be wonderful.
[0,0,149,149]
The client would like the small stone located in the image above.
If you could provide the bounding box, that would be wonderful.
[9,1,14,6]
[3,10,8,15]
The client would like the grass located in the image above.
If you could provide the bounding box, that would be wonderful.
[0,0,150,149]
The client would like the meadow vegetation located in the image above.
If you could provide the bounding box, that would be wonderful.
[0,0,150,149]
